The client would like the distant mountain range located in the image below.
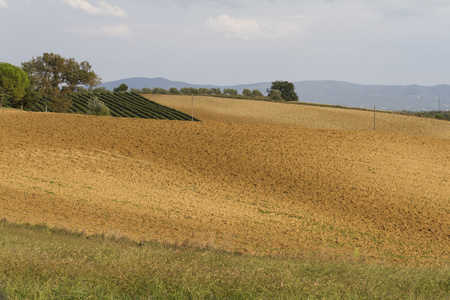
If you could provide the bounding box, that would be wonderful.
[99,77,450,111]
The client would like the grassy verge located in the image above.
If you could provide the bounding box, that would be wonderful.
[0,220,448,299]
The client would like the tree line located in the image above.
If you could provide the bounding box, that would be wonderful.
[94,82,298,101]
[90,84,266,97]
[0,52,299,113]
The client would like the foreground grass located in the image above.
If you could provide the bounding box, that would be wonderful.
[0,220,448,299]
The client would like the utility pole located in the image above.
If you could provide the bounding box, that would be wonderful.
[439,97,441,111]
[373,105,376,131]
[191,93,194,121]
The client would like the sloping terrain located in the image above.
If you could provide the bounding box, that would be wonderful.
[0,108,448,264]
[30,92,198,121]
[148,95,450,138]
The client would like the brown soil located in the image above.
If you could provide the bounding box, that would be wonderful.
[148,95,450,138]
[0,106,448,265]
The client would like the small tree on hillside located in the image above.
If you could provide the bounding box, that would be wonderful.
[242,89,251,96]
[269,80,298,101]
[169,87,180,94]
[22,53,101,112]
[87,96,111,116]
[113,83,128,92]
[152,87,168,94]
[142,87,152,94]
[252,89,263,97]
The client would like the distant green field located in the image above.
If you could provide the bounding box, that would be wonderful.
[30,92,199,121]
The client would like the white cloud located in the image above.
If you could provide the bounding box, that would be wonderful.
[0,0,8,9]
[63,0,127,18]
[207,15,260,40]
[206,14,311,41]
[63,24,132,37]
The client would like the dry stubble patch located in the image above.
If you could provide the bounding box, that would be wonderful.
[0,110,448,264]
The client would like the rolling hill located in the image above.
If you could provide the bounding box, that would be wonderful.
[1,98,448,265]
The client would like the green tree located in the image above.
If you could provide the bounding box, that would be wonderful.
[0,62,30,108]
[169,87,180,94]
[242,89,251,96]
[223,88,238,96]
[252,89,263,97]
[142,87,152,94]
[91,87,107,93]
[18,86,41,109]
[211,88,222,95]
[21,53,101,112]
[269,89,282,101]
[113,83,128,92]
[269,80,298,101]
[180,87,198,95]
[198,88,212,95]
[86,96,111,116]
[152,87,169,94]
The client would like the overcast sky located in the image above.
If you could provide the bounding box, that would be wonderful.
[1,0,449,86]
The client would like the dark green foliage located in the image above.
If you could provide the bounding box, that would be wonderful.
[113,83,128,92]
[270,80,299,101]
[242,89,251,96]
[412,110,450,121]
[21,53,101,112]
[223,88,238,96]
[0,62,30,108]
[169,87,180,94]
[29,92,199,121]
[152,87,169,94]
[180,87,198,95]
[17,86,41,109]
[270,89,283,101]
[211,88,222,95]
[252,89,263,97]
[198,88,212,95]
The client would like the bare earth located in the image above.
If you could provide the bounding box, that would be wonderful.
[0,98,449,265]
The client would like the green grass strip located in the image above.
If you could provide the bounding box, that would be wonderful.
[0,220,448,299]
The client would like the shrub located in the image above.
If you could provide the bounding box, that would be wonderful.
[242,89,252,96]
[86,96,111,116]
[252,89,263,97]
[141,88,152,94]
[270,89,283,101]
[169,87,180,94]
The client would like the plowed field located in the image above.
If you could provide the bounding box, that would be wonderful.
[148,95,450,138]
[1,106,449,265]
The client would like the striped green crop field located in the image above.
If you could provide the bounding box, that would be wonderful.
[30,92,199,121]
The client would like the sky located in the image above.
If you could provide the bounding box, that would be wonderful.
[1,0,450,86]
